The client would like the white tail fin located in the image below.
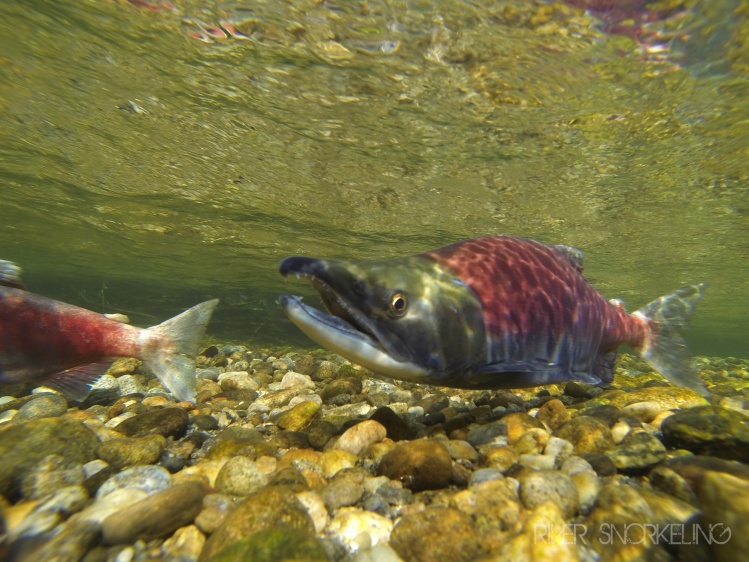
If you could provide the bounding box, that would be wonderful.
[634,284,707,396]
[140,299,219,402]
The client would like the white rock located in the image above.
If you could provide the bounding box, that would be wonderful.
[571,470,602,512]
[217,372,259,391]
[327,507,393,554]
[104,413,136,429]
[96,465,172,499]
[161,524,206,560]
[288,394,323,407]
[279,371,316,390]
[611,420,631,444]
[388,402,409,415]
[81,459,109,478]
[560,456,596,476]
[544,436,574,460]
[0,410,16,424]
[620,401,662,423]
[117,375,147,395]
[353,544,405,562]
[332,420,387,455]
[76,488,149,524]
[518,453,556,470]
[295,491,329,534]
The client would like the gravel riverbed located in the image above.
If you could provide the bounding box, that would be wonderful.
[1,346,748,562]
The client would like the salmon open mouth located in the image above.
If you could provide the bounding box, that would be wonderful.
[277,256,428,381]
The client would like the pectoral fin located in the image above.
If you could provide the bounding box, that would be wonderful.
[44,361,113,401]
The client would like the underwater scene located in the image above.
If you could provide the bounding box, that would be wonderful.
[1,0,748,560]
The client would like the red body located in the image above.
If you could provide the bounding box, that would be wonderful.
[0,287,142,383]
[424,237,647,375]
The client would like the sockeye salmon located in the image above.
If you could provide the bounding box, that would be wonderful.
[0,259,218,402]
[278,236,707,395]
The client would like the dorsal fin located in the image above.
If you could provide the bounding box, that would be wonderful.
[553,245,584,272]
[0,259,24,289]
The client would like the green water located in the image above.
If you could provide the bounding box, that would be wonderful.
[0,0,747,356]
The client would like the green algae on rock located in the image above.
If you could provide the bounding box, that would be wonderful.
[661,406,749,462]
[0,417,99,499]
[198,487,316,562]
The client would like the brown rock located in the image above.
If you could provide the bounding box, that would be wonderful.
[390,507,481,562]
[96,435,166,469]
[536,399,571,430]
[102,481,206,544]
[503,412,545,445]
[555,416,615,454]
[198,487,315,562]
[378,439,452,491]
[113,407,189,439]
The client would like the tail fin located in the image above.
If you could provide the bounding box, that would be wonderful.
[141,299,219,402]
[633,284,707,396]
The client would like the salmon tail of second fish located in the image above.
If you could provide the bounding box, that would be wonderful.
[135,299,219,402]
[631,283,707,395]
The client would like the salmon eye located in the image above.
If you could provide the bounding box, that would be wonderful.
[388,291,408,317]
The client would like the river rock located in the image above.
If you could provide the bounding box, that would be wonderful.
[332,420,387,455]
[609,386,708,410]
[327,507,393,554]
[661,406,749,462]
[451,478,521,536]
[20,455,84,500]
[489,500,580,561]
[518,469,579,519]
[320,377,363,403]
[207,427,274,459]
[96,465,172,498]
[619,401,662,423]
[204,528,327,562]
[13,394,68,422]
[161,524,206,561]
[214,456,268,496]
[198,487,315,562]
[555,416,615,454]
[650,454,749,505]
[390,507,480,562]
[378,439,452,491]
[503,413,545,445]
[698,471,749,562]
[0,417,99,499]
[320,449,359,478]
[77,487,149,524]
[321,476,365,512]
[369,406,413,441]
[112,407,189,439]
[27,518,99,561]
[275,400,320,431]
[606,432,667,471]
[513,428,550,455]
[443,439,479,462]
[466,420,508,447]
[536,398,571,430]
[102,481,206,544]
[194,493,241,534]
[96,435,166,469]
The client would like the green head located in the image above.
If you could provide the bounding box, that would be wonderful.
[278,255,486,384]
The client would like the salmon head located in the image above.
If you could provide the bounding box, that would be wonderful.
[278,255,486,385]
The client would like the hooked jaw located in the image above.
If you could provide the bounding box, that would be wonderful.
[278,257,429,381]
